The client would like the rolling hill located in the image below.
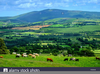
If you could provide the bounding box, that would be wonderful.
[1,9,100,23]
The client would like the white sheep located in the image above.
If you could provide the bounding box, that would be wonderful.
[23,53,27,55]
[70,58,76,61]
[23,54,28,57]
[16,54,21,56]
[32,55,36,58]
[33,53,37,55]
[12,52,16,54]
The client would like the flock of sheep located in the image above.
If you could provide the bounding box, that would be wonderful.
[15,52,39,58]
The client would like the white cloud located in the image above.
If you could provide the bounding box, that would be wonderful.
[15,0,21,4]
[88,0,98,3]
[18,3,36,8]
[15,0,36,4]
[45,2,52,7]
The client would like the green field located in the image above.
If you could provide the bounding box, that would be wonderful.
[40,25,100,33]
[93,50,100,54]
[0,54,100,67]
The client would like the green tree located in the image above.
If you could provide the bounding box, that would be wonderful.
[11,46,19,53]
[0,38,10,54]
[79,49,95,56]
[19,46,25,52]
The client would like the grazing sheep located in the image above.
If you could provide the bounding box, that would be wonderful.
[32,55,36,58]
[68,54,72,57]
[35,53,39,56]
[16,55,20,58]
[64,58,68,61]
[12,52,16,54]
[75,59,79,61]
[16,54,21,56]
[33,53,36,55]
[23,54,28,57]
[0,56,3,58]
[29,54,32,56]
[47,58,53,62]
[96,57,100,60]
[70,58,76,61]
[23,53,26,55]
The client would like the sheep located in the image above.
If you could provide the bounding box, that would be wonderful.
[29,54,33,56]
[16,54,21,56]
[35,53,39,56]
[75,59,79,61]
[32,55,36,58]
[23,53,27,55]
[12,52,16,54]
[33,53,37,55]
[0,56,3,58]
[33,53,35,55]
[23,54,28,57]
[68,54,72,57]
[16,55,20,58]
[70,58,76,61]
[64,58,68,61]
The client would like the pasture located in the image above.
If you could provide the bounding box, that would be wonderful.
[0,54,100,67]
[40,25,100,33]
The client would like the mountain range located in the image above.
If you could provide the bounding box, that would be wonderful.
[1,9,100,23]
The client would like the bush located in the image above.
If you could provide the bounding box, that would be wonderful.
[50,53,52,55]
[62,52,67,57]
[52,53,58,56]
[79,49,95,57]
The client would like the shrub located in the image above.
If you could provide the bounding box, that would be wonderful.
[52,53,58,56]
[50,53,52,55]
[79,49,95,57]
[62,52,67,57]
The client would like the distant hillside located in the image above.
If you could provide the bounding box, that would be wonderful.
[1,9,100,23]
[13,9,100,22]
[0,17,11,20]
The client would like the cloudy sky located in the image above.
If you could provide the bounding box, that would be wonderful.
[0,0,100,17]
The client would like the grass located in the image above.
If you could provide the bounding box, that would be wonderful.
[0,54,100,67]
[59,45,70,47]
[40,25,100,33]
[21,32,51,35]
[93,50,100,54]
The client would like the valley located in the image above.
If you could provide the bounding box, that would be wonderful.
[0,9,100,67]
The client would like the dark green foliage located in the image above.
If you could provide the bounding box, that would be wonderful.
[67,49,72,54]
[19,47,25,52]
[11,46,19,53]
[62,52,67,57]
[52,52,58,56]
[79,49,95,56]
[0,38,10,54]
[26,49,31,54]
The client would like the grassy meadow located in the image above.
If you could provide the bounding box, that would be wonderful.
[0,53,100,67]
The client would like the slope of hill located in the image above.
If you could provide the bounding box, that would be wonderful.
[1,9,100,23]
[13,9,100,22]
